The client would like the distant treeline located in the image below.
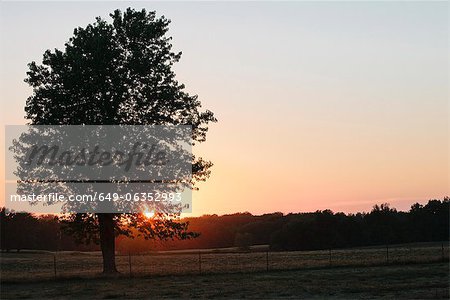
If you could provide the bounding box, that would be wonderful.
[1,198,448,253]
[0,213,97,252]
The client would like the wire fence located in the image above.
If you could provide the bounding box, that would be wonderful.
[1,242,448,281]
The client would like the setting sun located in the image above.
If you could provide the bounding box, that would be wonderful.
[144,210,155,219]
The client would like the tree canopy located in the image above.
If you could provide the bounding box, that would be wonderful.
[23,7,217,273]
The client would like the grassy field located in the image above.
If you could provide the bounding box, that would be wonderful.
[1,262,449,299]
[1,242,448,281]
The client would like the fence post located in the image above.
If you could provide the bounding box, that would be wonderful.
[386,244,389,264]
[442,243,445,262]
[147,252,151,275]
[53,254,57,279]
[128,252,132,278]
[266,251,269,271]
[198,251,202,274]
[329,249,332,266]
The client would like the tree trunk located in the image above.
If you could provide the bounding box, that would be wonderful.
[98,213,118,274]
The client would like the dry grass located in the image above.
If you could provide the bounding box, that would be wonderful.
[1,262,448,299]
[0,242,448,281]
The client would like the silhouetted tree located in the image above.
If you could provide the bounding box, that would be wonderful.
[23,8,216,273]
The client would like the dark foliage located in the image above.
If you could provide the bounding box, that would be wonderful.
[21,7,216,272]
[1,198,448,252]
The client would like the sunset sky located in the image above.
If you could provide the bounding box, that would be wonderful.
[1,1,448,216]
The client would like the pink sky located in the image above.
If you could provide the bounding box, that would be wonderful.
[1,2,448,216]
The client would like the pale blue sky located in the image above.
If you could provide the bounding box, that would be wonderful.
[1,1,448,215]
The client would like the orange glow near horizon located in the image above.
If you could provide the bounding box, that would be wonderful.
[144,210,155,219]
[0,2,448,217]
